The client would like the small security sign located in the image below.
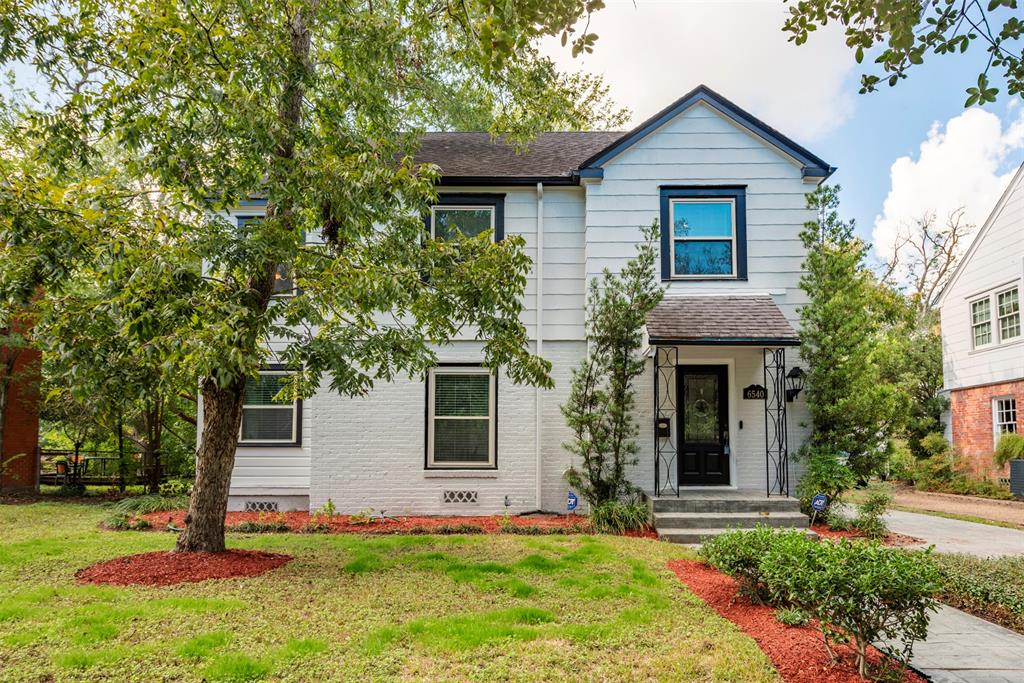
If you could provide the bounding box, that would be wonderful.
[566,491,579,512]
[810,493,828,512]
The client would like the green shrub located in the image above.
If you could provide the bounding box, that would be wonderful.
[588,500,648,533]
[775,607,809,627]
[796,447,856,515]
[102,513,152,531]
[933,554,1024,633]
[854,484,892,541]
[761,540,941,678]
[994,432,1024,468]
[919,432,952,458]
[699,527,810,603]
[113,494,189,515]
[158,479,192,496]
[886,441,917,483]
[824,509,853,531]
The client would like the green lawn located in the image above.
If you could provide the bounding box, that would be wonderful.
[0,502,779,682]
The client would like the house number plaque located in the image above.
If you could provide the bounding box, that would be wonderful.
[742,384,767,400]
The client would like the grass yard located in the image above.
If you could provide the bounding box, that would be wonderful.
[0,502,780,682]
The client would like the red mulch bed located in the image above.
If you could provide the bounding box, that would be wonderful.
[76,550,292,587]
[139,510,658,538]
[667,559,925,683]
[810,524,923,547]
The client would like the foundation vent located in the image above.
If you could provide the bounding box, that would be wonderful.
[442,490,478,504]
[244,500,279,513]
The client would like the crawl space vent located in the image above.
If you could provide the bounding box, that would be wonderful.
[244,500,279,513]
[442,490,478,504]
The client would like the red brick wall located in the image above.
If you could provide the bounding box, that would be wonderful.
[950,379,1024,474]
[0,345,40,491]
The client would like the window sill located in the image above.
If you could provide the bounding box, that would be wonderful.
[237,442,303,448]
[423,470,499,479]
[663,276,745,282]
[968,337,1023,356]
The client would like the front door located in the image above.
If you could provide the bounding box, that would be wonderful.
[677,365,730,485]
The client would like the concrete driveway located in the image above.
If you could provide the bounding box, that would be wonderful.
[884,509,1024,557]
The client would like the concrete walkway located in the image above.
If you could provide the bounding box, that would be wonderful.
[890,605,1024,682]
[884,509,1024,557]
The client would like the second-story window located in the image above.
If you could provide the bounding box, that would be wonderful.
[971,298,993,348]
[428,194,505,242]
[997,287,1020,342]
[237,215,296,297]
[659,187,747,281]
[670,199,736,277]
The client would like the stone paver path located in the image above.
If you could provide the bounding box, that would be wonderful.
[884,509,1024,557]
[892,605,1024,682]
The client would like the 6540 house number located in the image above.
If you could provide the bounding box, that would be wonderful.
[743,384,767,400]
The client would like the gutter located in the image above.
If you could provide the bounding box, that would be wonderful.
[535,181,544,511]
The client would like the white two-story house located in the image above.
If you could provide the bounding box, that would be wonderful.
[937,164,1024,474]
[207,86,833,537]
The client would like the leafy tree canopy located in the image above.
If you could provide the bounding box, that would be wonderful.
[784,0,1023,106]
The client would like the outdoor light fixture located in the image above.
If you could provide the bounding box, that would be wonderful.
[785,366,805,402]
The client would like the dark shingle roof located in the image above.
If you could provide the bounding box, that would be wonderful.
[646,296,799,345]
[416,131,624,181]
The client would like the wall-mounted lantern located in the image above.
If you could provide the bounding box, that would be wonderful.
[785,367,805,402]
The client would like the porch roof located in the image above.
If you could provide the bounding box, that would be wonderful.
[646,295,800,346]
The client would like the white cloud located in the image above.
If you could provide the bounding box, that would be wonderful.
[871,107,1024,262]
[541,0,858,141]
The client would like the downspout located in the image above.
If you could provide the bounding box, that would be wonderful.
[535,182,544,511]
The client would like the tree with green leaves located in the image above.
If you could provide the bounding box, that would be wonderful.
[562,222,663,509]
[0,0,618,552]
[798,186,906,478]
[784,0,1023,106]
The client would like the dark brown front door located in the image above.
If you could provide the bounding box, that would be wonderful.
[678,365,729,485]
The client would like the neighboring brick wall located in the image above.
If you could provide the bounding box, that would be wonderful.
[1,345,41,491]
[950,379,1024,474]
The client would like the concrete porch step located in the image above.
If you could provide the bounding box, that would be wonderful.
[652,496,801,514]
[653,511,809,530]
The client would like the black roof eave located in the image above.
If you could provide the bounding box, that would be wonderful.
[436,174,580,187]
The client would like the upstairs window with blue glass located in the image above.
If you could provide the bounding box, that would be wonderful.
[670,199,736,277]
[660,187,747,281]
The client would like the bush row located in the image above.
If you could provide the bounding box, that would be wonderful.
[933,553,1024,633]
[700,527,941,680]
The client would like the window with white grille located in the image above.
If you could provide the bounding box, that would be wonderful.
[239,371,299,444]
[972,298,993,348]
[997,287,1021,342]
[994,397,1017,446]
[427,367,495,468]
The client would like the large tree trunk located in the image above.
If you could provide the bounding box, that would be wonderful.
[174,377,245,553]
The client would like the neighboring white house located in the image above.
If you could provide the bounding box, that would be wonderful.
[201,85,833,530]
[937,163,1024,474]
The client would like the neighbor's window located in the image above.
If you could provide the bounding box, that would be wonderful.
[239,371,299,444]
[994,397,1017,444]
[237,215,296,297]
[997,287,1021,342]
[431,206,495,240]
[971,298,993,348]
[427,367,496,468]
[669,199,737,277]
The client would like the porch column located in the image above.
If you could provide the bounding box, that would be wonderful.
[762,348,789,497]
[654,345,678,497]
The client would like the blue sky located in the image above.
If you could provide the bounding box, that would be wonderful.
[544,0,1024,266]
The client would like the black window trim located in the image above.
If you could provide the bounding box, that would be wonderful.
[659,186,748,281]
[424,362,499,470]
[237,363,303,448]
[426,193,506,242]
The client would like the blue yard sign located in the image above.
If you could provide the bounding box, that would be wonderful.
[566,491,579,512]
[810,493,828,512]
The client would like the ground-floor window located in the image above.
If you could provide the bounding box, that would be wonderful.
[994,396,1018,446]
[426,366,496,468]
[239,370,300,445]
